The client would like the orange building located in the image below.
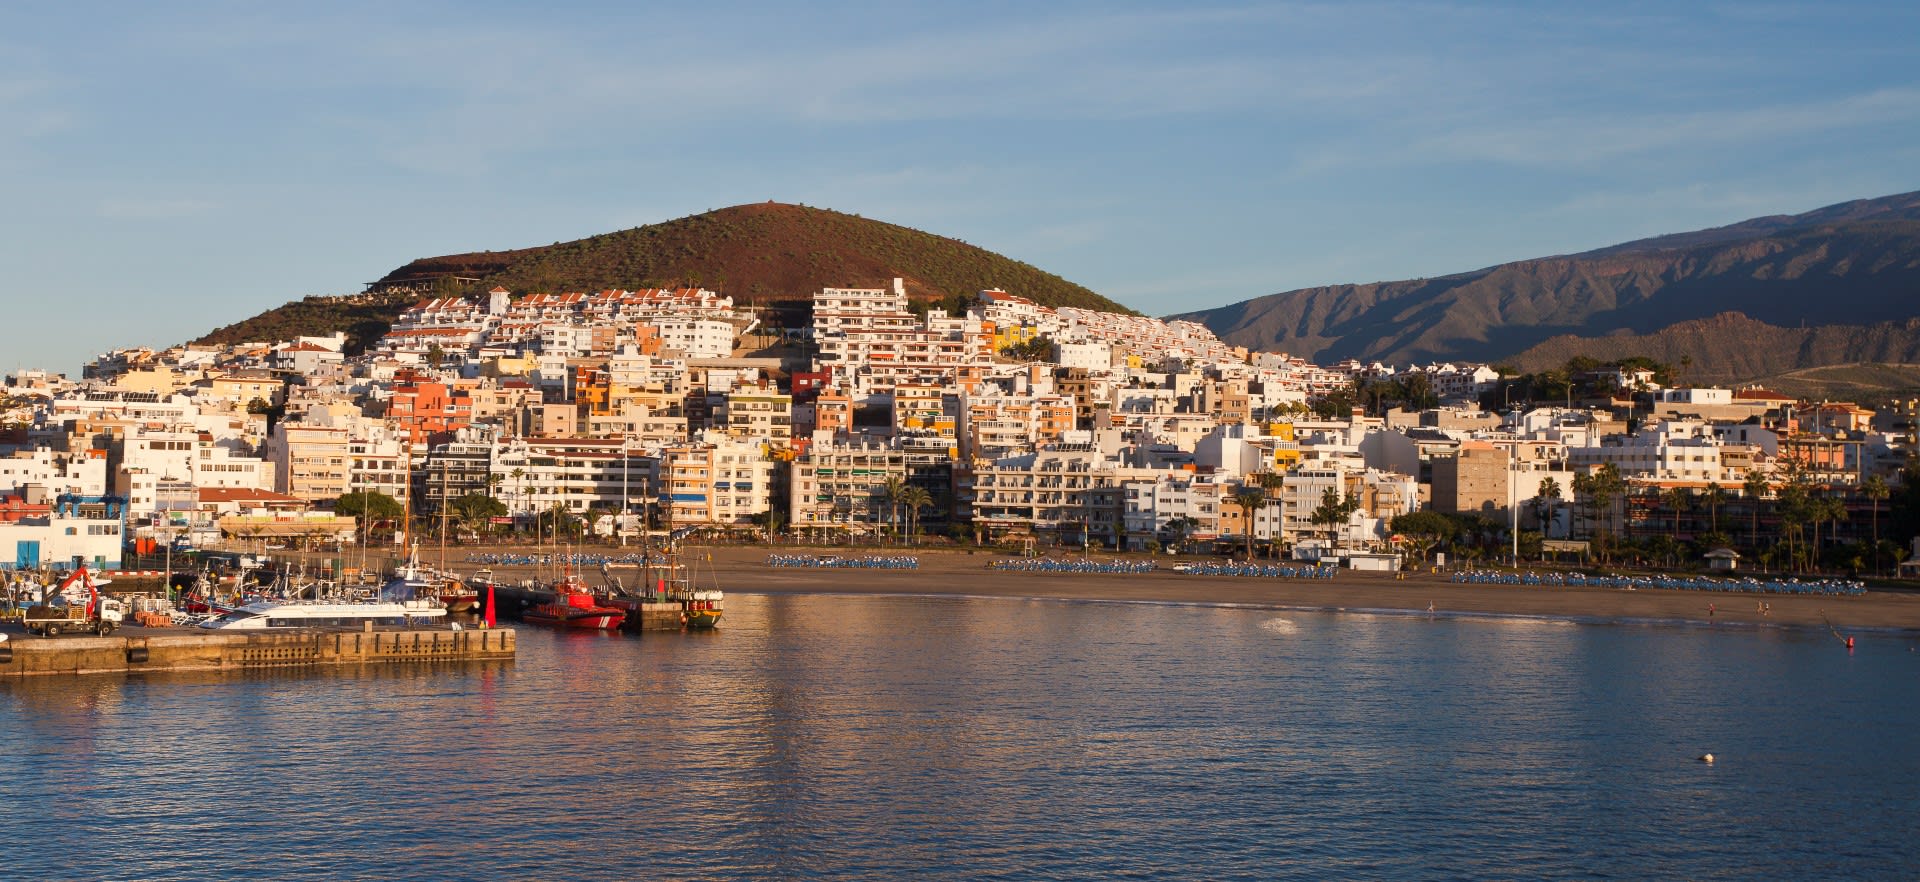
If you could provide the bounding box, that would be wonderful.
[387,377,473,443]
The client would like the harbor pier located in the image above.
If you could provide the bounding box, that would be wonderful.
[0,626,516,677]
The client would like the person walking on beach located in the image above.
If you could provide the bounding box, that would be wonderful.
[1708,602,1715,619]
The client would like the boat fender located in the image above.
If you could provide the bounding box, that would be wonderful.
[127,646,149,664]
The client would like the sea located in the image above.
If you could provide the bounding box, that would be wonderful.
[5,592,1918,881]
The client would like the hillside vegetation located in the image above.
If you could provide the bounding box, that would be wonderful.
[199,202,1130,350]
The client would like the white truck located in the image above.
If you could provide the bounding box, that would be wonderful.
[21,566,126,637]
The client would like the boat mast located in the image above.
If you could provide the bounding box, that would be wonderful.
[438,453,449,576]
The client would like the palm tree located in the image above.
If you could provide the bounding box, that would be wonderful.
[509,467,526,533]
[1570,473,1594,540]
[1863,475,1889,574]
[1162,515,1198,554]
[1535,476,1562,535]
[1817,495,1848,573]
[898,485,933,545]
[1775,482,1809,572]
[1309,487,1359,555]
[1742,469,1770,552]
[1703,481,1727,537]
[1664,486,1691,545]
[1231,487,1269,559]
[881,475,908,544]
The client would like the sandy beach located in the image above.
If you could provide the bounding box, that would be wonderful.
[685,547,1920,635]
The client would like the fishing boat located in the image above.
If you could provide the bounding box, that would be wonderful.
[596,531,722,630]
[664,529,723,629]
[521,570,626,630]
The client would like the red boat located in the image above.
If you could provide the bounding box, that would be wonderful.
[521,572,626,630]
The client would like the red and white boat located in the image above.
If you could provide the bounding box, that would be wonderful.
[521,571,626,630]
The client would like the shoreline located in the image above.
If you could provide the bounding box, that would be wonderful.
[699,547,1920,635]
[254,543,1920,635]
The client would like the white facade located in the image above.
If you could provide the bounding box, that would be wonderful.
[0,448,109,498]
[651,318,735,359]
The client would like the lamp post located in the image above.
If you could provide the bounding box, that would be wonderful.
[620,438,630,547]
[1510,447,1520,569]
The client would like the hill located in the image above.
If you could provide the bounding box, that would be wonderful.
[1173,191,1920,379]
[197,202,1131,350]
[1506,312,1920,383]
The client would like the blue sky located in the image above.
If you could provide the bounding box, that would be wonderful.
[3,1,1917,375]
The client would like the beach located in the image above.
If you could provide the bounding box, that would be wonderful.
[693,547,1920,634]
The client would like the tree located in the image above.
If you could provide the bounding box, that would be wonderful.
[1743,469,1771,551]
[899,485,933,545]
[1890,457,1920,554]
[541,502,580,542]
[450,492,507,539]
[1816,495,1848,573]
[1863,475,1889,575]
[1703,482,1727,538]
[1231,487,1269,559]
[882,475,908,543]
[1664,486,1691,546]
[999,335,1055,362]
[1535,476,1562,535]
[1391,511,1456,566]
[1161,515,1199,553]
[335,490,404,519]
[1309,487,1361,553]
[509,467,527,528]
[1579,465,1624,562]
[1775,482,1810,572]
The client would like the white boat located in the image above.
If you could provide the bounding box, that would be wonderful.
[196,598,447,630]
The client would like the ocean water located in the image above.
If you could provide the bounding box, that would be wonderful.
[4,593,1918,881]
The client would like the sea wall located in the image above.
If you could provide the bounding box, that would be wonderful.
[0,627,516,677]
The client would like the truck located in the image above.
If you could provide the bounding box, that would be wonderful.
[21,566,126,637]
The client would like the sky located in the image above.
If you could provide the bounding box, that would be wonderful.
[3,1,1917,375]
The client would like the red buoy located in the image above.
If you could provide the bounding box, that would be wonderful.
[1846,636,1855,649]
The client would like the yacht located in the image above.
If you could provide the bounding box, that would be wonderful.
[197,598,447,630]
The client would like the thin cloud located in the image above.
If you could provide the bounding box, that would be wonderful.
[1417,87,1920,168]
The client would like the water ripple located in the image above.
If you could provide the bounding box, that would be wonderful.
[4,594,1918,880]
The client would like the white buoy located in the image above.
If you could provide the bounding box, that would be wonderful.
[1698,753,1716,764]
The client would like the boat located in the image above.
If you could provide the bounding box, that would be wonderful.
[662,529,723,629]
[521,570,626,630]
[384,547,478,614]
[197,597,447,630]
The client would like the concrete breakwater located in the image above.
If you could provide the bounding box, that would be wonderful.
[0,627,516,677]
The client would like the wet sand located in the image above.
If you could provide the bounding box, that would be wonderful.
[701,547,1920,634]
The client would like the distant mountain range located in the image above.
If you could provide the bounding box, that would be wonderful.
[197,202,1130,350]
[1173,191,1920,383]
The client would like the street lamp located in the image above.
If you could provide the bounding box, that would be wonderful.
[1509,446,1521,569]
[620,438,630,547]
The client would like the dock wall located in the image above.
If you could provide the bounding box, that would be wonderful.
[0,628,516,677]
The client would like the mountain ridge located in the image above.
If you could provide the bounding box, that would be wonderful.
[1172,191,1920,380]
